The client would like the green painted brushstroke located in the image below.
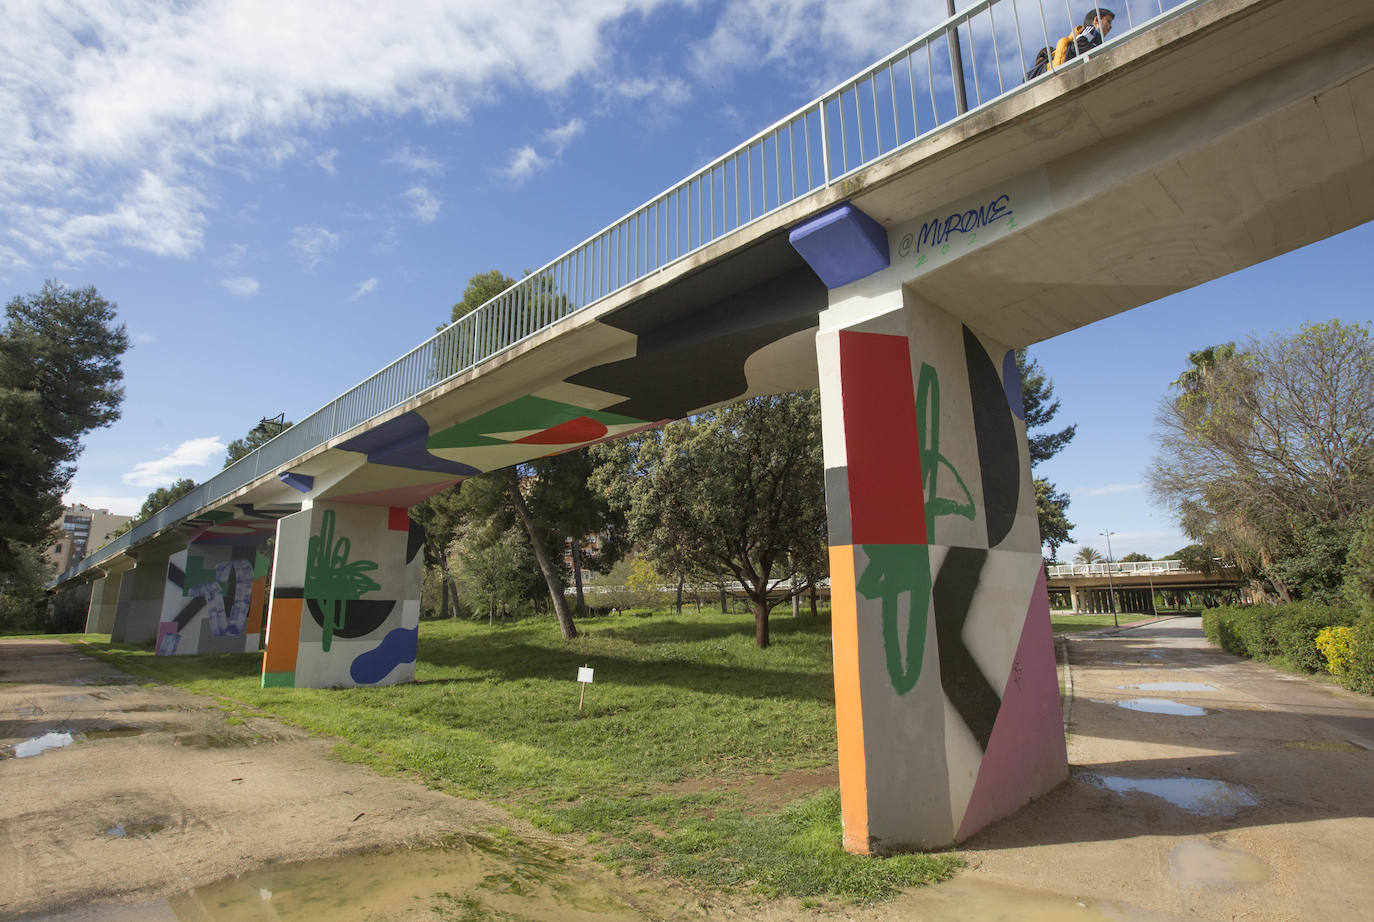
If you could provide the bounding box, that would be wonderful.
[856,364,976,695]
[182,555,218,595]
[427,395,644,449]
[261,671,295,688]
[303,509,380,653]
[915,362,975,540]
[856,544,934,695]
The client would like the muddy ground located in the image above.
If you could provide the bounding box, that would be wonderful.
[2,620,1372,921]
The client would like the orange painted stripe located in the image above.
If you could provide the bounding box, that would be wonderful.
[262,598,302,676]
[246,577,268,634]
[829,544,869,854]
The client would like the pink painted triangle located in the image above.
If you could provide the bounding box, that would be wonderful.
[955,565,1068,841]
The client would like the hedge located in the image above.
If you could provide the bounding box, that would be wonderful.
[1202,601,1373,694]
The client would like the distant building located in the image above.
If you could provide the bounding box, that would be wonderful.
[46,504,134,574]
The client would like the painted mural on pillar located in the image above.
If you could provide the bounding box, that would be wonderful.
[262,503,423,689]
[156,545,270,656]
[822,309,1064,852]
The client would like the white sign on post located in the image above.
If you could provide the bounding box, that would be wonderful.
[577,664,594,710]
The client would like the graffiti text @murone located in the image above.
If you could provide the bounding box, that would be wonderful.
[896,193,1015,262]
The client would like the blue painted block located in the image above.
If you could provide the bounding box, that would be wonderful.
[279,471,314,493]
[788,203,890,289]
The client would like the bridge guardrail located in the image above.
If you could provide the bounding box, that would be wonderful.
[1047,560,1188,578]
[59,0,1206,586]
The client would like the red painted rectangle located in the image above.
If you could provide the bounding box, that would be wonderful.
[838,330,927,545]
[387,507,409,531]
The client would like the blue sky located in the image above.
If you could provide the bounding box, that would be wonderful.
[3,0,1368,561]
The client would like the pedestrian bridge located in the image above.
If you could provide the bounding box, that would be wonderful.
[56,0,1374,855]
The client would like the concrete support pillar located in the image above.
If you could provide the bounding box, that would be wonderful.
[84,571,124,634]
[110,551,174,645]
[261,502,423,688]
[800,204,1065,853]
[155,542,271,655]
[1069,585,1081,614]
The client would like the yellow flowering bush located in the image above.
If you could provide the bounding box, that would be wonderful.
[1315,626,1356,676]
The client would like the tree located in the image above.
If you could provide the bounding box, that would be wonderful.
[447,270,515,327]
[1074,546,1104,564]
[1119,552,1151,563]
[1148,320,1374,600]
[592,391,826,648]
[524,449,628,614]
[1017,349,1077,562]
[224,418,294,468]
[0,543,55,633]
[0,282,129,573]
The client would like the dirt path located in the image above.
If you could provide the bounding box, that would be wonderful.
[4,622,1374,921]
[0,639,694,921]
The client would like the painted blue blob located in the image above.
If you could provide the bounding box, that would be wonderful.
[350,626,419,685]
[789,203,890,289]
[337,411,478,476]
[1002,350,1025,420]
[279,471,314,493]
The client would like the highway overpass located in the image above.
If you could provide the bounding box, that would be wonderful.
[56,0,1374,854]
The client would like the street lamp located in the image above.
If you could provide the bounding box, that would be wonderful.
[251,412,286,439]
[1100,529,1119,628]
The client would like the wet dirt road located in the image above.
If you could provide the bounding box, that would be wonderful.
[4,622,1374,921]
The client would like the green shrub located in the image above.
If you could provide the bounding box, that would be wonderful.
[1233,604,1284,660]
[1345,617,1374,695]
[1203,606,1248,656]
[1271,603,1356,673]
[1344,511,1374,616]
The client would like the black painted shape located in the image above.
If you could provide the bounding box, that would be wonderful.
[962,326,1020,548]
[306,598,396,639]
[231,545,257,561]
[273,587,304,599]
[567,267,824,421]
[175,596,206,630]
[234,503,301,520]
[167,563,185,589]
[407,520,425,565]
[933,546,1001,751]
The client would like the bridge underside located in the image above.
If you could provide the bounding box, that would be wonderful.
[89,0,1374,854]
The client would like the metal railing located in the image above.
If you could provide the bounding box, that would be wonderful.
[59,0,1205,586]
[1047,560,1188,578]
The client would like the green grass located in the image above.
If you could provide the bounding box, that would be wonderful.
[73,610,961,903]
[1050,613,1156,633]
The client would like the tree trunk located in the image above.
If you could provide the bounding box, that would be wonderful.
[446,578,458,619]
[719,577,728,613]
[570,541,586,615]
[809,583,818,618]
[752,596,771,648]
[507,476,578,639]
[439,569,451,620]
[675,573,685,614]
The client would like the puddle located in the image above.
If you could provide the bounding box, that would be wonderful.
[106,821,167,838]
[1168,840,1268,890]
[24,834,648,921]
[1283,740,1365,753]
[173,732,268,749]
[12,731,75,758]
[1112,698,1207,716]
[1079,772,1258,816]
[891,876,1198,920]
[86,725,145,739]
[1118,682,1216,692]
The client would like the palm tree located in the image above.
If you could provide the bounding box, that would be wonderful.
[1074,546,1104,565]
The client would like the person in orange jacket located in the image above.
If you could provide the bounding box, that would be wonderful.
[1025,7,1115,80]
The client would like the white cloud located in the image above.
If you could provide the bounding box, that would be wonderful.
[1076,483,1143,497]
[544,118,585,155]
[403,186,441,223]
[222,275,260,296]
[2,0,680,266]
[133,332,156,345]
[498,145,550,183]
[217,243,248,266]
[122,437,227,489]
[290,224,340,268]
[61,491,144,517]
[349,277,379,300]
[386,145,442,175]
[315,148,339,174]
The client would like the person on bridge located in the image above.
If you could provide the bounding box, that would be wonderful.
[1025,7,1115,79]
